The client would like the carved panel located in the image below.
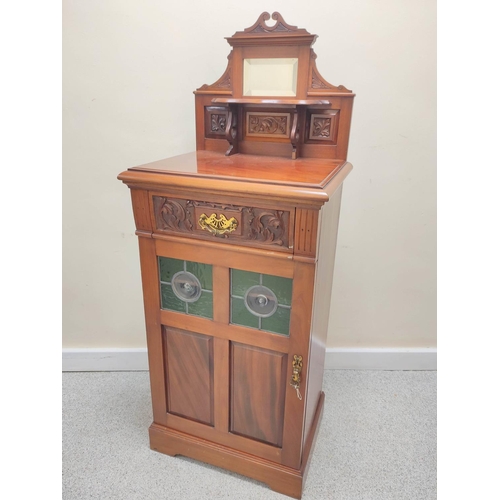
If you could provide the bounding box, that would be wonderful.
[246,112,290,139]
[154,197,194,233]
[306,110,339,144]
[310,116,332,140]
[211,114,227,133]
[205,106,228,138]
[153,196,291,249]
[247,208,289,246]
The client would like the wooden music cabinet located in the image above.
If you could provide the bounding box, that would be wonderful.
[118,12,354,499]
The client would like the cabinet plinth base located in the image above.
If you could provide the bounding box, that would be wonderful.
[149,391,325,499]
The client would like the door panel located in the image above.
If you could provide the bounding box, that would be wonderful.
[230,342,287,447]
[163,327,214,426]
[155,248,308,468]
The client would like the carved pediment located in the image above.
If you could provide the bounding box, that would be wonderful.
[226,11,317,46]
[242,12,304,34]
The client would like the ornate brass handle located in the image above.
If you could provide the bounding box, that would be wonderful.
[290,355,303,400]
[198,213,238,236]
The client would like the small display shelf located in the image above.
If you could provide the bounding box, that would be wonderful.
[212,98,331,105]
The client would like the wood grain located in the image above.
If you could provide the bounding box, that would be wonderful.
[163,410,282,462]
[130,188,152,232]
[281,260,316,469]
[294,208,320,257]
[125,150,345,188]
[137,235,167,426]
[155,236,294,279]
[164,327,214,426]
[213,98,330,105]
[230,343,287,447]
[213,337,229,432]
[303,186,343,444]
[160,310,290,354]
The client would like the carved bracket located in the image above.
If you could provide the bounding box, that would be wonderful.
[225,104,239,156]
[290,109,300,160]
[308,50,352,94]
[196,52,233,94]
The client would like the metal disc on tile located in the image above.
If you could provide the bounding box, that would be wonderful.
[244,285,278,318]
[171,271,202,302]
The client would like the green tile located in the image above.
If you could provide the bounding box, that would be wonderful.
[262,274,293,306]
[261,306,291,336]
[186,261,213,291]
[231,297,259,329]
[160,283,186,312]
[231,269,260,298]
[159,257,184,283]
[187,291,213,319]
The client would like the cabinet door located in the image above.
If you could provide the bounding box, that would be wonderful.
[151,243,313,469]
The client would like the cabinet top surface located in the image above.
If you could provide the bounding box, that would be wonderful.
[119,150,352,205]
[127,150,345,189]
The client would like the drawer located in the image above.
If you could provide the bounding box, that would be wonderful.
[151,194,294,252]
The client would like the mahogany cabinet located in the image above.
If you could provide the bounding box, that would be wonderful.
[118,13,354,499]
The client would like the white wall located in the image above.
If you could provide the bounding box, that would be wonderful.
[63,0,436,349]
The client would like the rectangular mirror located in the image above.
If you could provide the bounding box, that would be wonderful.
[243,58,298,97]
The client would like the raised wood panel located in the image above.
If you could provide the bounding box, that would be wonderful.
[230,343,287,447]
[306,110,339,144]
[164,327,214,426]
[205,106,228,139]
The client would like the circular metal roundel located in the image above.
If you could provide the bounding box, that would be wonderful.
[244,285,278,318]
[171,271,202,303]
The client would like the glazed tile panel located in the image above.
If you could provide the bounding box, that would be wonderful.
[159,257,213,319]
[230,269,292,336]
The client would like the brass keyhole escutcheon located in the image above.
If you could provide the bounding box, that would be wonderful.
[290,355,303,400]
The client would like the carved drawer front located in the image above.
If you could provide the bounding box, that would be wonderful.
[152,195,292,251]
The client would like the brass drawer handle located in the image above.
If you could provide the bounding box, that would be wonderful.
[198,212,238,236]
[290,355,303,400]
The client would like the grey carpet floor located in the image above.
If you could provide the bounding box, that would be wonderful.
[62,371,436,500]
